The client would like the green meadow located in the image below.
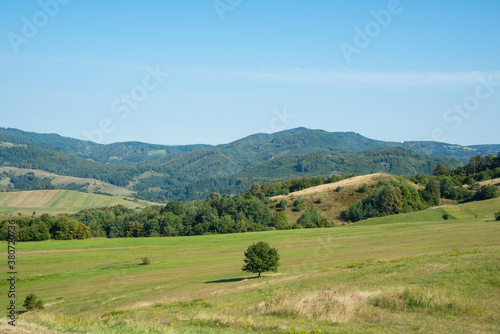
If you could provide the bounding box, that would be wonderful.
[1,199,499,333]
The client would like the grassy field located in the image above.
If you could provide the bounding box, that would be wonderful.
[0,189,159,216]
[356,197,500,226]
[0,167,133,196]
[1,200,499,333]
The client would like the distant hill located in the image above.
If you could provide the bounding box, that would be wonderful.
[0,127,209,165]
[235,147,461,182]
[0,166,133,196]
[0,127,498,202]
[403,141,500,163]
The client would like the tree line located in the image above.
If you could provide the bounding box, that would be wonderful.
[0,214,91,241]
[343,153,500,222]
[2,153,498,241]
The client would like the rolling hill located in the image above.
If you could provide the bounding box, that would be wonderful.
[0,127,209,165]
[1,127,498,202]
[269,173,397,224]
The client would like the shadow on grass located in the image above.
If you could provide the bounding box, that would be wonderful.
[204,276,259,284]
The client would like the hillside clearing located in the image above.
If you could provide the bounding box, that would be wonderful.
[0,190,159,215]
[479,177,500,188]
[269,173,411,224]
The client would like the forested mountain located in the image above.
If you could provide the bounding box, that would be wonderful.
[0,127,497,202]
[0,127,209,165]
[403,141,500,163]
[235,147,461,182]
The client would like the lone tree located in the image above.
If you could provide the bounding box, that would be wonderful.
[242,241,280,278]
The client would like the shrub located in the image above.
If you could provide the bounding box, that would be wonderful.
[271,211,291,230]
[442,213,450,220]
[293,198,303,211]
[316,198,323,204]
[495,211,500,221]
[23,293,44,311]
[358,183,368,193]
[474,185,499,201]
[141,257,151,265]
[450,186,474,201]
[247,223,264,232]
[378,185,404,216]
[335,186,342,192]
[277,199,287,211]
[296,208,329,227]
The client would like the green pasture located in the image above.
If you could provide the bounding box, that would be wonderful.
[1,204,499,333]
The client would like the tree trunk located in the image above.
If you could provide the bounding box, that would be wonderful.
[258,272,261,278]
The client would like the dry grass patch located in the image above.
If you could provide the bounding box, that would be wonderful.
[478,177,500,188]
[370,287,482,316]
[258,288,379,323]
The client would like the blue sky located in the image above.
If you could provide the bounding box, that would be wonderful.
[1,0,499,146]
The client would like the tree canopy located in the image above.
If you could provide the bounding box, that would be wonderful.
[242,241,280,278]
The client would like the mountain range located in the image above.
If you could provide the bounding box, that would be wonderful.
[1,127,499,202]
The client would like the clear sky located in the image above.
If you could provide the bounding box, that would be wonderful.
[1,0,499,146]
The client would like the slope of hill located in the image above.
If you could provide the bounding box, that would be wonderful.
[237,147,461,181]
[0,190,158,215]
[218,128,401,164]
[355,196,500,226]
[269,173,398,224]
[0,166,133,196]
